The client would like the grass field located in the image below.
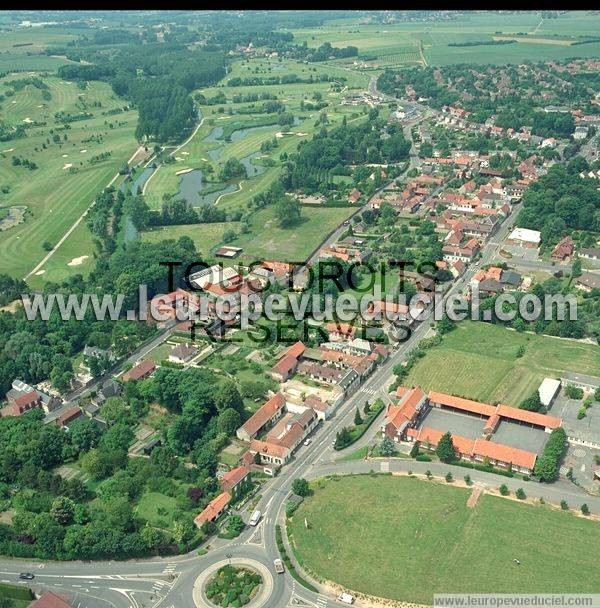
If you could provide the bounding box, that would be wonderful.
[0,74,138,282]
[228,205,355,263]
[289,475,600,604]
[405,322,600,406]
[140,222,240,258]
[287,11,600,66]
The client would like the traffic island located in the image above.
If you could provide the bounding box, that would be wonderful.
[193,558,273,608]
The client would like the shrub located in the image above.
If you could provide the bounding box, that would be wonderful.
[445,472,453,483]
[581,503,590,515]
[515,488,526,500]
[560,500,568,510]
[499,484,509,496]
[464,474,472,486]
[415,454,432,462]
[565,384,584,400]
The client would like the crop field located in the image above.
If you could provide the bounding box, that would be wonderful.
[405,321,600,406]
[0,74,138,281]
[289,475,600,604]
[287,11,600,66]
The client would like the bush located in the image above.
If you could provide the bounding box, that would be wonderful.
[560,500,568,510]
[292,478,310,497]
[565,384,584,400]
[415,454,432,462]
[445,472,453,483]
[515,488,526,500]
[499,484,509,496]
[464,474,472,486]
[581,503,590,515]
[534,427,567,482]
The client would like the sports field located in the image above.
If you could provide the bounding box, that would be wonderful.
[289,475,600,604]
[405,322,600,406]
[0,74,138,282]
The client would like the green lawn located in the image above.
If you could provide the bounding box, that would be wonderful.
[289,475,600,604]
[405,321,600,406]
[135,492,179,530]
[229,205,355,264]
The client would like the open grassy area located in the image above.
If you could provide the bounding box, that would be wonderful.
[405,321,600,406]
[288,11,600,67]
[140,222,240,258]
[289,475,600,604]
[229,204,356,263]
[0,74,138,281]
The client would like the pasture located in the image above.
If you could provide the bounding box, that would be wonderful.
[286,11,600,66]
[0,74,138,281]
[289,475,600,604]
[405,321,600,406]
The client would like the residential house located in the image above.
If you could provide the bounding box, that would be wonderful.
[169,343,198,364]
[579,248,600,261]
[551,236,574,261]
[348,188,362,203]
[122,360,156,382]
[91,379,122,407]
[30,592,74,608]
[576,272,600,292]
[219,465,251,499]
[236,392,286,442]
[56,406,83,428]
[194,492,231,528]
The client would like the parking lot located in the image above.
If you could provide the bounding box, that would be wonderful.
[502,243,540,261]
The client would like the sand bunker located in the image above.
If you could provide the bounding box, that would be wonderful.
[62,154,68,157]
[23,117,33,124]
[296,132,308,136]
[80,149,87,153]
[67,255,89,267]
[35,270,46,276]
[275,132,284,138]
[3,148,14,152]
[175,156,184,161]
[175,168,193,175]
[62,163,73,170]
[181,151,190,155]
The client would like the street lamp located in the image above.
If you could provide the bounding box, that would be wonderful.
[226,552,232,566]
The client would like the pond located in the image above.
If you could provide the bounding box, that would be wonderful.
[177,169,238,206]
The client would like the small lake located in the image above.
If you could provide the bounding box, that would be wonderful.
[177,169,237,206]
[120,165,155,195]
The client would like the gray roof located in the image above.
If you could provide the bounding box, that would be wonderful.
[501,271,522,287]
[338,369,359,390]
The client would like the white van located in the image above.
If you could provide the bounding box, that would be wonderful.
[337,592,355,604]
[248,509,261,526]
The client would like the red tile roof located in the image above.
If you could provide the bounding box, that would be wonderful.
[284,341,305,360]
[472,438,537,470]
[496,404,562,430]
[271,355,298,378]
[30,592,73,608]
[123,360,156,381]
[14,390,39,409]
[428,391,496,417]
[219,466,249,492]
[239,393,285,438]
[249,439,288,460]
[194,492,231,527]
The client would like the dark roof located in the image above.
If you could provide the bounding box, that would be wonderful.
[501,271,522,287]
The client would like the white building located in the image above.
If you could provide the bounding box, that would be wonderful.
[507,227,541,249]
[538,378,561,407]
[573,126,589,141]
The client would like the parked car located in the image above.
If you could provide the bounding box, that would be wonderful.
[19,573,34,580]
[303,439,312,446]
[273,558,285,574]
[249,509,261,526]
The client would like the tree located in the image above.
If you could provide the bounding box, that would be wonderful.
[581,503,590,515]
[499,484,509,496]
[50,496,76,525]
[464,474,472,486]
[436,432,455,463]
[354,408,363,425]
[216,408,241,436]
[445,472,453,483]
[69,418,102,453]
[214,382,244,414]
[560,499,568,510]
[292,478,310,497]
[274,194,301,228]
[409,441,419,458]
[334,427,352,450]
[515,488,526,500]
[173,519,195,545]
[571,258,582,278]
[379,436,396,456]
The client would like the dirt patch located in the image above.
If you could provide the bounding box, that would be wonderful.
[493,36,574,46]
[467,487,483,508]
[67,255,89,267]
[0,205,27,231]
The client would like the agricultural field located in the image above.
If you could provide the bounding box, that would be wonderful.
[286,11,600,67]
[0,74,139,283]
[405,321,600,406]
[289,475,600,604]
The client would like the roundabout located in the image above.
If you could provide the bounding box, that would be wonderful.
[192,557,274,608]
